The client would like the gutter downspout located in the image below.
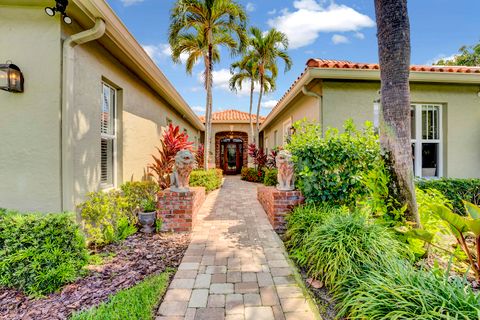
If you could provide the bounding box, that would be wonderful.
[61,18,106,211]
[301,85,324,136]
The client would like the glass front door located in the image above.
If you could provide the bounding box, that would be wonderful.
[220,138,243,174]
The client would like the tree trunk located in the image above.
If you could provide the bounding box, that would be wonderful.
[204,44,214,170]
[249,80,255,143]
[374,0,420,226]
[255,73,264,146]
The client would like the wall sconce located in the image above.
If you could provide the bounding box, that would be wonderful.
[289,126,296,136]
[45,0,72,24]
[0,62,24,93]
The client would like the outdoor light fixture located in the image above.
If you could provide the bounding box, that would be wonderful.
[45,0,72,24]
[0,62,24,93]
[289,126,296,136]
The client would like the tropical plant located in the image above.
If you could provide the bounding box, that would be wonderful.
[266,146,282,169]
[244,27,292,143]
[247,143,267,170]
[229,55,275,142]
[140,197,157,212]
[148,123,193,189]
[240,167,264,183]
[263,168,277,187]
[195,143,205,169]
[434,41,480,66]
[374,0,420,226]
[169,0,247,169]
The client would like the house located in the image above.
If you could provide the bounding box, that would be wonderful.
[199,110,264,174]
[260,59,480,179]
[0,0,204,212]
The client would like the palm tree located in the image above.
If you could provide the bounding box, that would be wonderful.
[374,0,420,226]
[246,27,292,143]
[169,0,247,170]
[229,56,275,143]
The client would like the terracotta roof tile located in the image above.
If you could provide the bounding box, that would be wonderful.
[198,109,265,123]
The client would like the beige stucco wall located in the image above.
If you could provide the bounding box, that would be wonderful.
[262,90,320,151]
[207,122,253,167]
[0,6,62,212]
[69,27,200,206]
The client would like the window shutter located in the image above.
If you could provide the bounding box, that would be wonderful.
[101,83,116,187]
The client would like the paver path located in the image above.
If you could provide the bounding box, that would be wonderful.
[157,176,318,320]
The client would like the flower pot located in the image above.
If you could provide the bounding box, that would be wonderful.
[138,211,156,234]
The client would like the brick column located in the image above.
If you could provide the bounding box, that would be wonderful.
[257,186,305,234]
[157,187,206,232]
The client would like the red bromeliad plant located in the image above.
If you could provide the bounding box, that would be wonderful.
[248,143,267,170]
[148,124,194,189]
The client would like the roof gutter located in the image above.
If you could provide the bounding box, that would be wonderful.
[301,85,323,135]
[61,18,106,211]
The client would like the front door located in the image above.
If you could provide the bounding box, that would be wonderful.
[220,139,243,174]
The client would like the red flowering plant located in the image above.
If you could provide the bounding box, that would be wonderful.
[248,143,267,170]
[148,123,194,189]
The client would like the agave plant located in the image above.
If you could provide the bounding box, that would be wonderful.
[148,124,193,189]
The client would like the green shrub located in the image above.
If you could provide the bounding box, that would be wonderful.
[241,167,264,183]
[303,213,404,292]
[71,270,172,320]
[338,259,480,319]
[263,168,278,186]
[78,191,137,246]
[121,181,159,211]
[189,169,223,192]
[287,119,381,206]
[416,178,480,215]
[0,212,88,296]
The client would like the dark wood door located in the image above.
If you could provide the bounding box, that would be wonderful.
[222,142,242,174]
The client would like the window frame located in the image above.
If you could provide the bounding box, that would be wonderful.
[100,82,117,189]
[411,103,443,178]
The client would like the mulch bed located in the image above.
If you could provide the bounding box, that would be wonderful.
[0,232,190,320]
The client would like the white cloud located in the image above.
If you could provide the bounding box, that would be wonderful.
[425,53,457,65]
[332,34,349,44]
[246,2,255,12]
[267,9,277,15]
[142,43,189,64]
[120,0,144,7]
[268,0,375,49]
[192,105,206,114]
[354,32,365,39]
[197,68,259,96]
[261,99,278,109]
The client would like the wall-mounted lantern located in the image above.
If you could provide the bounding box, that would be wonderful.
[289,126,296,136]
[0,63,24,93]
[45,0,72,24]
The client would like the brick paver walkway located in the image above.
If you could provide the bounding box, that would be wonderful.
[157,176,318,320]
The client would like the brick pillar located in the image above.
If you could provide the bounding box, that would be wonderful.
[257,186,305,234]
[157,187,206,232]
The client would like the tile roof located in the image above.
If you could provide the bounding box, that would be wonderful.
[198,109,266,123]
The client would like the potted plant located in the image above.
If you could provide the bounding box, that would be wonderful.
[138,197,157,234]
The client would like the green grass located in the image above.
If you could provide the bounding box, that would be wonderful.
[70,269,173,320]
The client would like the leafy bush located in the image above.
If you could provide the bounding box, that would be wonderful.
[241,167,264,183]
[263,168,278,186]
[416,178,480,215]
[338,259,480,319]
[71,270,172,320]
[78,191,137,246]
[0,212,88,296]
[121,181,159,211]
[248,144,267,169]
[189,169,223,192]
[288,119,381,206]
[303,213,404,291]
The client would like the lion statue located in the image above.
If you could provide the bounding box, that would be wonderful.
[170,149,196,192]
[276,150,295,191]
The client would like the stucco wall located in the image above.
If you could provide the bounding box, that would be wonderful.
[69,31,200,206]
[0,6,62,212]
[207,123,252,167]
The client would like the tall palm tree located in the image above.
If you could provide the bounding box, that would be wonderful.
[374,0,420,226]
[246,27,292,143]
[169,0,247,170]
[229,56,275,143]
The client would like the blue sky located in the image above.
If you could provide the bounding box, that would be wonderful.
[107,0,480,116]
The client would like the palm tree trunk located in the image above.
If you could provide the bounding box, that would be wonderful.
[204,44,214,170]
[375,0,420,226]
[255,74,264,147]
[249,80,255,143]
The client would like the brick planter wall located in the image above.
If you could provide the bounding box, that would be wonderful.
[257,186,305,234]
[157,187,206,232]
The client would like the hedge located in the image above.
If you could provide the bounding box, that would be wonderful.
[189,169,223,192]
[416,178,480,215]
[241,167,264,183]
[0,211,88,296]
[263,168,278,186]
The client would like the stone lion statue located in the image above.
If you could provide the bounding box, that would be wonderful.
[170,149,196,192]
[276,150,295,191]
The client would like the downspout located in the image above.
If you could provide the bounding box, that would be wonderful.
[302,85,324,135]
[61,18,106,211]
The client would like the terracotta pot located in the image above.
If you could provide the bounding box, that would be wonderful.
[138,211,156,234]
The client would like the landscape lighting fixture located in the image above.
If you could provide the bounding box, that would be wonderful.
[0,62,24,93]
[44,0,72,25]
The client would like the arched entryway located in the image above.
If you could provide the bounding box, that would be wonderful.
[215,131,248,175]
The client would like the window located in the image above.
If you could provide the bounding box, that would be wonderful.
[411,104,443,178]
[283,119,292,145]
[265,138,269,154]
[101,83,116,187]
[273,130,278,147]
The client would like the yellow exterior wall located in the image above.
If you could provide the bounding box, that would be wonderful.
[0,6,62,212]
